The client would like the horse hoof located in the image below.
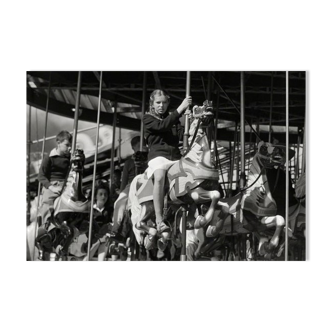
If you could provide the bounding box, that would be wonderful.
[206,226,217,237]
[148,228,157,236]
[157,238,167,252]
[144,235,157,250]
[194,215,208,229]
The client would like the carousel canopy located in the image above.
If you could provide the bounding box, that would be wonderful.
[27,71,305,144]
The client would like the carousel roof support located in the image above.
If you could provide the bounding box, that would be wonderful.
[36,72,52,208]
[27,105,31,226]
[34,72,52,260]
[285,71,290,261]
[181,71,191,262]
[87,71,103,261]
[240,72,246,190]
[183,71,191,155]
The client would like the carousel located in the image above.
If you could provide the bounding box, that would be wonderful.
[26,71,306,261]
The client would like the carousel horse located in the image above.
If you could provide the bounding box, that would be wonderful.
[27,149,91,260]
[287,171,306,260]
[196,141,305,260]
[128,101,228,259]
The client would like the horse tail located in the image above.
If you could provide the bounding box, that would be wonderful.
[128,174,144,245]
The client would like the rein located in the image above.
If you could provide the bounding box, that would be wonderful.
[182,118,202,157]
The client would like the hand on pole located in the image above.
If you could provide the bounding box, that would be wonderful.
[177,96,192,114]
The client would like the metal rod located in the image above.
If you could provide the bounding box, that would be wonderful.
[285,71,289,261]
[71,71,82,155]
[296,128,301,178]
[212,76,261,140]
[228,141,232,196]
[33,72,52,260]
[215,88,220,141]
[118,126,122,164]
[180,71,191,261]
[302,72,306,173]
[180,207,187,261]
[27,105,32,226]
[140,72,147,151]
[268,73,274,143]
[87,71,103,261]
[229,124,237,196]
[207,72,213,144]
[110,103,117,184]
[36,72,52,214]
[183,71,191,154]
[240,72,246,190]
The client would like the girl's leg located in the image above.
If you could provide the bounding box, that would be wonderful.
[153,169,170,233]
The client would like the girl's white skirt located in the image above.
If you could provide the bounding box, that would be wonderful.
[146,156,177,179]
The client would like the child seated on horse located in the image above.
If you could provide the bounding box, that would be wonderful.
[112,136,147,236]
[143,89,192,236]
[38,130,72,225]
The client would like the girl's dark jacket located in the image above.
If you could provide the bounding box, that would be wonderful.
[143,111,184,162]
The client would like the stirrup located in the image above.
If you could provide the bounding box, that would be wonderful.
[157,221,170,234]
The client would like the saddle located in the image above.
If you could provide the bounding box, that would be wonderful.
[136,158,219,205]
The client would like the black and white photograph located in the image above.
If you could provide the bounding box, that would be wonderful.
[26,71,306,262]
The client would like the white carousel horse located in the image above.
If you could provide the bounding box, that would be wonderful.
[27,149,91,261]
[128,101,228,259]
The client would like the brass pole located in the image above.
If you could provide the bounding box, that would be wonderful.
[140,72,147,151]
[285,71,289,261]
[71,71,82,155]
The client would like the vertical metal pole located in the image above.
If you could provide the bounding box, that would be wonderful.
[229,124,237,196]
[302,73,306,174]
[71,71,82,155]
[87,72,103,261]
[36,72,52,220]
[248,121,253,174]
[183,71,191,154]
[228,141,232,197]
[268,73,274,143]
[207,72,213,144]
[140,72,147,151]
[110,103,117,184]
[215,88,220,141]
[181,71,191,261]
[27,105,32,225]
[180,207,187,261]
[33,73,52,260]
[240,72,246,190]
[285,71,289,261]
[296,128,301,178]
[118,126,122,165]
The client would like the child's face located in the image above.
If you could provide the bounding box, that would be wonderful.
[96,189,108,207]
[152,95,169,115]
[57,139,71,156]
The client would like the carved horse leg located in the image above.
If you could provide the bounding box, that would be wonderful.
[191,188,221,229]
[258,215,286,257]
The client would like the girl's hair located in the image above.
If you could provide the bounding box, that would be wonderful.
[148,89,170,115]
[56,130,72,144]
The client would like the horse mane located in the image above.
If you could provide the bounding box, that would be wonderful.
[241,152,277,218]
[295,172,305,199]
